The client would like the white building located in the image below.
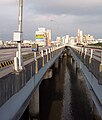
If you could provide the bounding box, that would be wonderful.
[65,35,69,44]
[35,28,51,46]
[0,40,3,46]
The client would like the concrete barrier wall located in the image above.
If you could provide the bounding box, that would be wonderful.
[0,47,64,108]
[69,47,102,118]
[71,47,102,85]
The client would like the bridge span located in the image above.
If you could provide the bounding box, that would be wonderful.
[68,45,102,119]
[0,45,65,120]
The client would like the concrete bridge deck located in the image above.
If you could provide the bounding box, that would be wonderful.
[0,46,64,120]
[67,46,102,118]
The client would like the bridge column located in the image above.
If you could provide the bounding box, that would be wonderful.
[44,69,52,79]
[59,54,63,62]
[55,59,59,69]
[29,86,39,120]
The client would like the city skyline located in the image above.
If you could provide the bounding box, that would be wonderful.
[0,0,102,41]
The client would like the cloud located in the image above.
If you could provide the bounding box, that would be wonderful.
[0,0,102,40]
[26,0,102,16]
[0,0,17,5]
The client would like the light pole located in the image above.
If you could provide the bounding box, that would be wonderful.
[18,0,23,70]
[13,0,23,71]
[18,0,23,33]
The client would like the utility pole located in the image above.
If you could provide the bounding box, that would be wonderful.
[13,0,23,71]
[18,0,23,70]
[18,0,23,32]
[13,0,23,72]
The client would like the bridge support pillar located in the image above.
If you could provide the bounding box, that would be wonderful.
[29,87,39,120]
[55,59,59,69]
[59,54,63,63]
[44,69,52,79]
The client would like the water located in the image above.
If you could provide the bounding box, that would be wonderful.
[66,57,93,120]
[61,56,72,120]
[39,55,101,120]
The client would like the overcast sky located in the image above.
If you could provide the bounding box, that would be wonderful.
[0,0,102,41]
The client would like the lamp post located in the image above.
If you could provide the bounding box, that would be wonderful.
[14,0,23,71]
[18,0,23,33]
[18,0,23,70]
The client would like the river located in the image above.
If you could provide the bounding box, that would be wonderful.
[39,55,101,120]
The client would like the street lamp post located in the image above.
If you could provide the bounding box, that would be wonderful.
[18,0,23,33]
[18,0,23,70]
[14,0,23,71]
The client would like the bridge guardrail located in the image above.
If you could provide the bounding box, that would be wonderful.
[70,46,102,85]
[0,46,64,107]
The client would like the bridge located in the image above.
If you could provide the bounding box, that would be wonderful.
[68,46,102,118]
[0,45,65,120]
[0,45,102,119]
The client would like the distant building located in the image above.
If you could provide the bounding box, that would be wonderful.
[62,36,65,44]
[97,39,102,43]
[23,40,32,44]
[46,29,51,46]
[77,29,95,45]
[69,37,77,45]
[56,37,61,43]
[0,40,3,46]
[65,35,69,44]
[35,28,51,46]
[56,37,61,46]
[35,28,46,46]
[77,29,83,44]
[83,34,94,44]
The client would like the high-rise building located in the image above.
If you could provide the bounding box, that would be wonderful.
[83,34,94,44]
[35,28,51,46]
[46,29,51,46]
[77,29,83,44]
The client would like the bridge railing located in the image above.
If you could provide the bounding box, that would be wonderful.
[70,46,102,85]
[0,46,64,107]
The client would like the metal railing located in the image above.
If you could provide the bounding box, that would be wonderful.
[70,46,102,85]
[0,46,64,107]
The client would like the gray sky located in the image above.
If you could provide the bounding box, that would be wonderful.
[0,0,102,41]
